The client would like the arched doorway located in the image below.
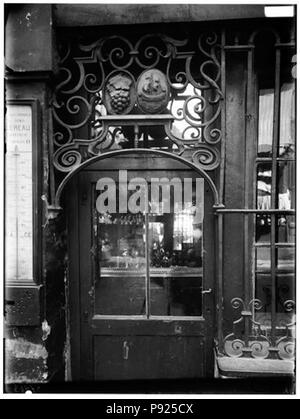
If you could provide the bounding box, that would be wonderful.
[65,150,216,381]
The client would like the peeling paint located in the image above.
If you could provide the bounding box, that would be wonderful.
[6,338,48,360]
[42,320,51,341]
[25,12,32,28]
[41,194,50,227]
[6,5,53,72]
[5,363,48,384]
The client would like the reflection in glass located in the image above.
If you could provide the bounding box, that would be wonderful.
[149,185,204,316]
[258,83,295,158]
[255,246,295,273]
[95,276,146,316]
[256,168,272,243]
[279,82,295,158]
[256,214,271,244]
[93,176,204,318]
[254,46,296,341]
[277,161,295,210]
[279,48,295,159]
[256,163,272,210]
[98,212,146,269]
[150,277,202,316]
[258,88,274,157]
[277,215,296,243]
[277,247,295,271]
[256,247,271,271]
[256,160,295,243]
[95,210,147,315]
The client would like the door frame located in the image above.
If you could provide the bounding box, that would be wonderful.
[65,150,218,381]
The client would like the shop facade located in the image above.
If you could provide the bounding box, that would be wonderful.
[4,4,296,391]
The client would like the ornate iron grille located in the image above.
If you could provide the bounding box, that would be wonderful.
[50,29,223,208]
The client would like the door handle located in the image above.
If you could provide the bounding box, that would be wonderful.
[123,341,129,360]
[202,288,212,295]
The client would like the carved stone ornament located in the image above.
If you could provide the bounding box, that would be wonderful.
[103,71,136,115]
[137,69,170,114]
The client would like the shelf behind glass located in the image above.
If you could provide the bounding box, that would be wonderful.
[99,266,203,277]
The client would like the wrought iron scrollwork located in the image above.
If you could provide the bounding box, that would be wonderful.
[223,297,296,360]
[192,145,220,171]
[51,30,223,191]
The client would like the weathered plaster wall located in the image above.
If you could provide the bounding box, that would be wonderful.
[4,4,67,389]
[43,213,68,383]
[5,330,49,384]
[5,4,54,73]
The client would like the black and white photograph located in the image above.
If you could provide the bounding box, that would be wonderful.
[2,2,297,400]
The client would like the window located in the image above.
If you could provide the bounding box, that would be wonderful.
[254,41,295,338]
[92,176,204,318]
[222,27,296,362]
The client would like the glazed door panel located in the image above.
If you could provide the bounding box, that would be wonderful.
[69,159,215,381]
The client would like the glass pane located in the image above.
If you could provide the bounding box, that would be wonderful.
[279,83,295,158]
[258,51,295,159]
[277,161,295,209]
[256,247,271,271]
[277,215,296,243]
[256,215,271,243]
[149,178,204,317]
[150,277,203,316]
[256,163,272,243]
[255,273,295,331]
[95,275,146,315]
[92,174,204,317]
[94,190,147,315]
[256,163,272,210]
[279,49,295,159]
[255,247,295,273]
[258,89,274,157]
[277,247,295,271]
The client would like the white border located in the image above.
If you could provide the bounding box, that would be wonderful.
[1,0,298,400]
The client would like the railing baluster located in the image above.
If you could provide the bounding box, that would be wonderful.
[243,43,255,347]
[270,46,281,348]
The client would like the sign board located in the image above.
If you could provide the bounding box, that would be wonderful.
[5,104,34,281]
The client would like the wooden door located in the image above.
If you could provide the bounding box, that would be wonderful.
[68,155,215,381]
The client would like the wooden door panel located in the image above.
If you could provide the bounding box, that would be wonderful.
[68,156,215,380]
[90,319,206,335]
[94,336,205,380]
